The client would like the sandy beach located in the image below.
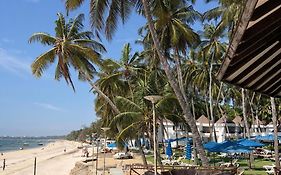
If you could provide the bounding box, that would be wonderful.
[0,140,84,175]
[0,140,144,175]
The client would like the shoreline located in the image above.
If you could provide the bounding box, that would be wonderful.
[0,139,59,154]
[0,140,83,175]
[0,140,144,175]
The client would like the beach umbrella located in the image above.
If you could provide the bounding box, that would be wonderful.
[165,142,173,158]
[185,142,191,160]
[236,139,264,147]
[107,142,117,148]
[205,140,234,153]
[205,140,254,153]
[204,141,220,150]
[222,144,253,153]
[255,134,281,141]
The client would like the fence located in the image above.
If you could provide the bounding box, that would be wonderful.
[126,164,238,175]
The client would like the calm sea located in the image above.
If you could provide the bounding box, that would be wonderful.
[0,137,58,152]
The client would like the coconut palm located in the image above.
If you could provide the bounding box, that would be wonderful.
[29,13,120,114]
[204,0,246,36]
[200,24,227,141]
[65,0,209,165]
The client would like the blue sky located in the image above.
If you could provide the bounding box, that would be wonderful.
[0,0,216,136]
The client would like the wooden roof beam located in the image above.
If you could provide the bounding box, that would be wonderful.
[251,0,281,21]
[229,42,281,84]
[269,81,281,97]
[249,57,281,90]
[264,72,281,94]
[234,25,281,59]
[243,5,281,41]
[256,69,281,92]
[223,31,281,79]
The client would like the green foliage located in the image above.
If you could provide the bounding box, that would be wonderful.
[29,13,105,91]
[66,120,103,141]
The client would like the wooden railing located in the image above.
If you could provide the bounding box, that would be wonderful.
[125,164,238,175]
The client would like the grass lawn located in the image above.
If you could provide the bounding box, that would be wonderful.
[146,154,274,175]
[237,158,273,175]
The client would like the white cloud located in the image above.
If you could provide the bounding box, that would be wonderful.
[0,48,30,75]
[34,102,65,112]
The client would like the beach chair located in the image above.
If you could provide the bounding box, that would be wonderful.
[161,156,184,165]
[263,165,275,174]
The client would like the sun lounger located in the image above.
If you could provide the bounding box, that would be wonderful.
[263,165,275,174]
[161,156,184,165]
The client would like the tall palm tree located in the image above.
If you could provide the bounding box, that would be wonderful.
[141,0,209,165]
[65,0,209,165]
[201,24,227,142]
[29,13,120,114]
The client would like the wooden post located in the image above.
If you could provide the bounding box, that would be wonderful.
[3,159,5,171]
[96,140,99,175]
[34,157,36,175]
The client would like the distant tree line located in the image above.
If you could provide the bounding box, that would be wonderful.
[66,120,103,141]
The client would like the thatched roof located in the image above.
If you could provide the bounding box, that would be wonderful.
[196,115,210,124]
[253,118,266,125]
[232,116,243,126]
[217,0,281,97]
[216,116,235,124]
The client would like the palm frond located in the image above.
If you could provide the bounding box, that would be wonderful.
[67,14,85,38]
[65,0,85,10]
[31,48,56,77]
[115,96,142,112]
[28,33,56,45]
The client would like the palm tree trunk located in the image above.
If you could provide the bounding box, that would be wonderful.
[242,88,253,168]
[242,89,250,138]
[205,97,212,141]
[191,97,198,165]
[174,48,188,103]
[159,118,165,153]
[209,57,217,142]
[137,137,148,166]
[271,97,280,169]
[141,0,209,166]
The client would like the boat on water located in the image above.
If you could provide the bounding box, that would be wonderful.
[38,143,44,146]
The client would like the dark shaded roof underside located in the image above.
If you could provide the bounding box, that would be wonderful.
[218,0,281,97]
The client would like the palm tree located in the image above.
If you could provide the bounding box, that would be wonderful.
[141,0,209,165]
[65,0,209,165]
[204,0,247,36]
[29,13,120,114]
[201,24,227,142]
[139,0,201,103]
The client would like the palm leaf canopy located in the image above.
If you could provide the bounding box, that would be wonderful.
[29,13,105,91]
[65,0,135,40]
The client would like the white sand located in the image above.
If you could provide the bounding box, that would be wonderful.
[0,140,84,175]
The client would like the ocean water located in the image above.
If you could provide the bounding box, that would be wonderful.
[0,137,57,152]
